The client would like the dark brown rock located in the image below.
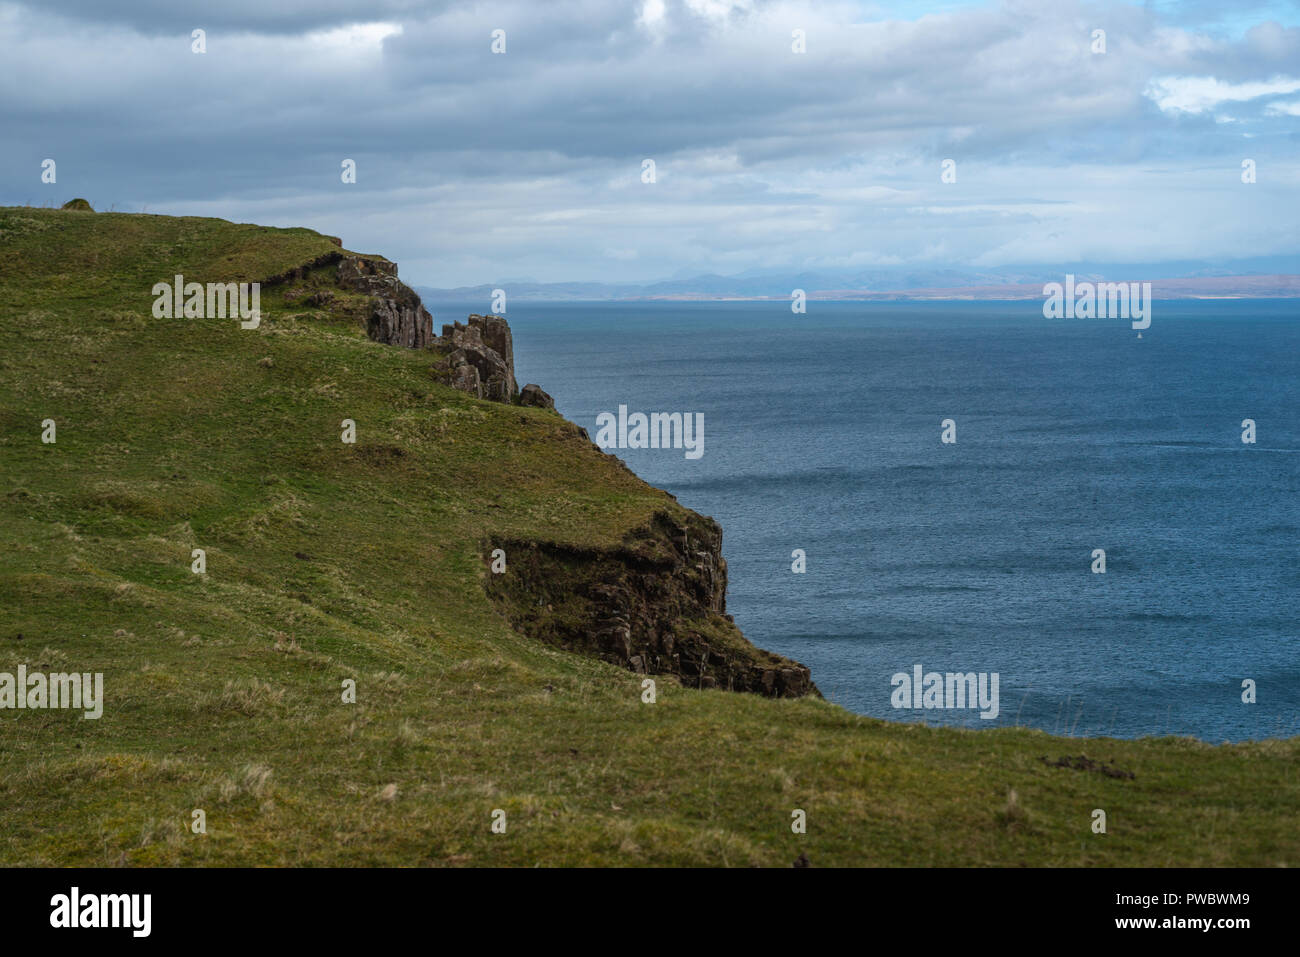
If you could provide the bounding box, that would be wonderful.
[336,255,434,349]
[485,509,819,699]
[432,315,518,402]
[260,248,538,407]
[519,383,554,409]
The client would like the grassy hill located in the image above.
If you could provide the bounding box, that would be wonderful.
[0,204,1295,867]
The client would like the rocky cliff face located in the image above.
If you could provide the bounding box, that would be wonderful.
[266,250,435,349]
[336,255,435,349]
[485,510,818,698]
[332,256,521,402]
[271,251,549,406]
[430,315,518,402]
[275,244,816,699]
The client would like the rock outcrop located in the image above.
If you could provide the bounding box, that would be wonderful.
[265,248,433,350]
[430,315,518,402]
[485,510,819,698]
[336,255,435,349]
[519,383,554,410]
[270,250,524,405]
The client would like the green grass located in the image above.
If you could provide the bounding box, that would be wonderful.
[0,204,1295,867]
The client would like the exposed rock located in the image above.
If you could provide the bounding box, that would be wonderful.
[446,357,482,397]
[519,383,554,410]
[485,509,819,699]
[265,249,435,349]
[61,198,93,212]
[336,255,434,349]
[431,315,518,402]
[264,248,526,406]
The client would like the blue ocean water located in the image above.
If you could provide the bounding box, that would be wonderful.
[467,299,1297,740]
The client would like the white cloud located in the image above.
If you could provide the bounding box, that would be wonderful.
[1145,75,1300,114]
[637,0,666,33]
[1264,99,1300,116]
[683,0,754,21]
[305,21,403,53]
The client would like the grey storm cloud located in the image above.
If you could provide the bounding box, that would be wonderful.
[1,0,1297,284]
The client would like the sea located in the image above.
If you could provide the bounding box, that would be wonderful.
[448,298,1298,741]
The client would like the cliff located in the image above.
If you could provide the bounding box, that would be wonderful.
[268,249,436,349]
[486,511,817,697]
[3,204,1294,868]
[272,251,547,408]
[280,246,815,697]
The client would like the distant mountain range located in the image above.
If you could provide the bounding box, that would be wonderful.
[418,257,1299,303]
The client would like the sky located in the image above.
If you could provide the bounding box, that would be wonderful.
[2,0,1297,286]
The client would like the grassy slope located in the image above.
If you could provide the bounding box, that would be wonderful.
[0,206,1294,867]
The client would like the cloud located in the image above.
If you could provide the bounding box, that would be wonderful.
[6,0,451,35]
[1145,74,1300,113]
[638,0,667,34]
[1,0,1297,284]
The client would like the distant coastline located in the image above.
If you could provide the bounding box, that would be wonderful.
[419,272,1300,304]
